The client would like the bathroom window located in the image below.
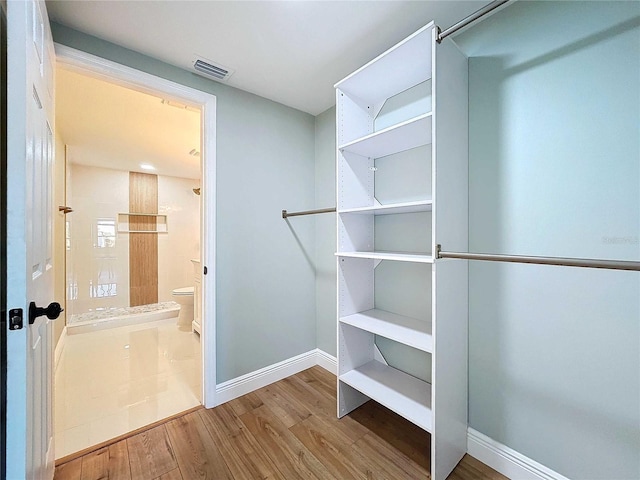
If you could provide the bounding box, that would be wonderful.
[96,219,116,248]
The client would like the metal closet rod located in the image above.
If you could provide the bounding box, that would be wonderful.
[436,0,511,43]
[436,245,640,271]
[282,207,336,219]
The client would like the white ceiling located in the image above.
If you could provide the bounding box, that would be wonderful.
[56,67,202,179]
[47,0,490,116]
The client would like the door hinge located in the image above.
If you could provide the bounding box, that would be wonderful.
[8,308,23,330]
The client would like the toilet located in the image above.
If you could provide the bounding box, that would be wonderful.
[171,287,194,327]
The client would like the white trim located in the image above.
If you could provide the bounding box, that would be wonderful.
[199,80,217,410]
[53,326,67,371]
[54,44,217,407]
[467,428,571,480]
[315,349,337,374]
[215,349,337,405]
[45,436,55,480]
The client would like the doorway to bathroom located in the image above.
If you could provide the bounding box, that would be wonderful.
[61,71,202,334]
[52,46,216,460]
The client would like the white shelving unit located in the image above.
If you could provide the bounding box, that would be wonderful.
[335,22,469,480]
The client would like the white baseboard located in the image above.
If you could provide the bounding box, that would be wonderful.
[54,326,67,371]
[315,349,337,374]
[467,428,570,480]
[215,348,336,405]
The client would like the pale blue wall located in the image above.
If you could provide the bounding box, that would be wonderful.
[456,2,640,478]
[51,24,318,383]
[314,107,336,356]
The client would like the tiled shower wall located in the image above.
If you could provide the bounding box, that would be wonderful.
[67,163,200,319]
[157,175,200,302]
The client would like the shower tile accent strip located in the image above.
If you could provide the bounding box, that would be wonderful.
[129,171,159,306]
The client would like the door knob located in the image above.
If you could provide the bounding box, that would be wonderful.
[29,301,63,325]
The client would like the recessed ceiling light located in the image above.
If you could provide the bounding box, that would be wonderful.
[140,164,156,171]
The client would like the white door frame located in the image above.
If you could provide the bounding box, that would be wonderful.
[55,44,217,408]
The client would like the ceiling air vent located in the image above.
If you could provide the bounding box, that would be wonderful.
[192,56,234,82]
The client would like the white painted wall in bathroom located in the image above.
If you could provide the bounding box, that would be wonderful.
[158,175,201,302]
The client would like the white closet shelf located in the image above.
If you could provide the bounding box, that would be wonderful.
[339,361,432,432]
[339,200,432,215]
[340,309,433,353]
[338,113,432,159]
[335,24,433,106]
[336,251,434,263]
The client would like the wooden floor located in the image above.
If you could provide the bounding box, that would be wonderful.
[54,366,506,480]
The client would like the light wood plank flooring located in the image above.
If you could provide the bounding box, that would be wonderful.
[54,366,506,480]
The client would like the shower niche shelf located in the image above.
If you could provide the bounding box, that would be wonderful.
[117,213,168,233]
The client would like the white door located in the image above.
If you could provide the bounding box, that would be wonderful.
[6,0,57,479]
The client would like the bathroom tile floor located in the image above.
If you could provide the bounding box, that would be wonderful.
[54,316,201,459]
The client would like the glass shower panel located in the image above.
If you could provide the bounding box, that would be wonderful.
[66,164,130,324]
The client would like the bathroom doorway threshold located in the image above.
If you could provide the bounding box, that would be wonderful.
[54,406,204,467]
[55,45,217,408]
